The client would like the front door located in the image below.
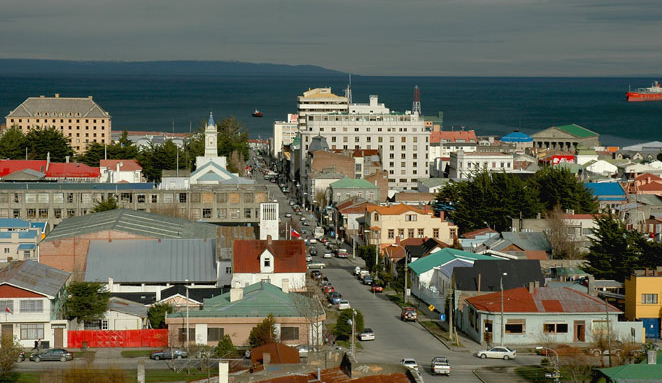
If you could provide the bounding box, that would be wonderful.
[484,320,493,344]
[574,321,585,342]
[1,324,12,339]
[54,328,63,348]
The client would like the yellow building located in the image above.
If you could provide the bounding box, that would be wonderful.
[363,204,457,249]
[5,94,112,154]
[625,268,662,339]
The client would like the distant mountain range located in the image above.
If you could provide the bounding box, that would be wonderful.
[0,59,345,77]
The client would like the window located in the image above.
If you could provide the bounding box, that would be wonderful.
[151,194,158,203]
[39,208,48,218]
[388,229,395,239]
[408,229,414,238]
[20,300,43,313]
[264,258,271,268]
[642,293,659,304]
[218,208,227,219]
[405,214,417,221]
[179,193,187,203]
[433,228,439,238]
[417,229,424,237]
[178,328,195,342]
[203,208,212,218]
[0,301,13,314]
[281,327,299,341]
[398,229,404,238]
[38,193,49,203]
[66,193,74,203]
[20,324,44,340]
[3,248,8,254]
[207,327,224,342]
[27,209,36,218]
[244,193,254,203]
[505,320,525,334]
[543,323,568,333]
[225,267,232,274]
[54,209,62,219]
[66,209,76,218]
[137,194,146,203]
[12,209,20,218]
[217,193,228,203]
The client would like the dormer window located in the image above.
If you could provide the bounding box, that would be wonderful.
[264,258,271,268]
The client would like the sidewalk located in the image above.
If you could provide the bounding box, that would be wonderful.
[474,366,530,383]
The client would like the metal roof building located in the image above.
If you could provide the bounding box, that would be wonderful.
[0,260,70,298]
[84,238,217,284]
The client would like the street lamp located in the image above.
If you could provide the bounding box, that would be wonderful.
[347,309,357,360]
[500,272,507,346]
[535,346,560,383]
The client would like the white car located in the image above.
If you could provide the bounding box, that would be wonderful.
[309,238,317,244]
[358,328,375,341]
[337,300,351,310]
[323,253,333,259]
[306,255,312,262]
[476,347,517,360]
[400,358,419,371]
[284,213,292,218]
[354,266,361,275]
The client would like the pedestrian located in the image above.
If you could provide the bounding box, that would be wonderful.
[37,339,41,351]
[32,340,38,351]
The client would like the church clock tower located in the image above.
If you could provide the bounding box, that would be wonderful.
[204,112,217,157]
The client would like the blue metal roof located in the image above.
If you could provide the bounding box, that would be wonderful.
[208,112,215,128]
[0,230,38,239]
[30,222,47,232]
[585,182,626,197]
[0,218,30,229]
[17,244,36,250]
[501,132,533,143]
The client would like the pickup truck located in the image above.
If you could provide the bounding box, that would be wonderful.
[431,357,451,376]
[401,307,417,321]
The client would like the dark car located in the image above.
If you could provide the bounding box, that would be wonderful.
[30,348,74,362]
[150,348,188,360]
[309,248,318,256]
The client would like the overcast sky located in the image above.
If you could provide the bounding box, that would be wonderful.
[1,0,661,76]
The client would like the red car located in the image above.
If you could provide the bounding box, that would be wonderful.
[323,285,335,293]
[371,286,384,293]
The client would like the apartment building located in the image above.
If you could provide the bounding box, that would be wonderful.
[297,88,348,131]
[302,112,429,189]
[272,114,299,158]
[0,182,269,227]
[0,218,46,261]
[363,204,457,248]
[5,94,111,153]
[449,150,514,179]
[625,268,662,339]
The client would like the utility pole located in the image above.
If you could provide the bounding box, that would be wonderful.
[500,273,507,346]
[606,295,612,367]
[186,281,190,353]
[404,247,409,304]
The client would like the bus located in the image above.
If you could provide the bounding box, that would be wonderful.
[314,227,325,239]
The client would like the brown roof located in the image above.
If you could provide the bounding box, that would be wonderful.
[367,204,428,216]
[340,201,378,215]
[461,228,497,239]
[233,240,306,274]
[394,192,436,203]
[100,159,142,171]
[384,245,406,261]
[250,343,300,365]
[634,173,662,182]
[352,149,380,158]
[430,130,477,144]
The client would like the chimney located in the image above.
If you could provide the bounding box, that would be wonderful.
[230,286,243,302]
[587,275,597,296]
[439,211,445,221]
[218,361,229,383]
[267,235,272,245]
[54,93,59,98]
[395,236,400,246]
[65,156,70,163]
[116,162,121,173]
[7,257,12,262]
[528,282,535,294]
[282,279,289,293]
[656,266,662,276]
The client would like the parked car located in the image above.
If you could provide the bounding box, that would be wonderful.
[358,270,370,280]
[30,349,74,362]
[150,348,188,360]
[401,307,418,321]
[323,253,333,259]
[309,248,318,256]
[307,262,326,269]
[284,213,292,218]
[363,276,374,285]
[306,254,313,262]
[337,300,351,310]
[400,358,419,371]
[328,292,342,304]
[431,357,451,376]
[358,328,375,341]
[300,217,307,221]
[309,238,317,244]
[310,270,322,279]
[296,345,311,357]
[354,266,361,275]
[303,221,311,226]
[371,285,384,293]
[476,347,516,360]
[323,285,335,293]
[588,341,624,357]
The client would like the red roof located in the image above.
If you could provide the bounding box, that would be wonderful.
[384,245,406,261]
[0,160,99,178]
[250,343,300,365]
[466,287,620,313]
[100,159,142,171]
[430,130,477,144]
[340,201,378,215]
[634,173,662,182]
[352,149,379,158]
[233,240,306,274]
[461,228,497,239]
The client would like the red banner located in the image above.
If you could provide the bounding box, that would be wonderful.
[68,329,169,348]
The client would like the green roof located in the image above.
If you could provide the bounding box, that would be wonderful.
[169,282,322,318]
[599,364,662,382]
[555,124,598,138]
[553,162,583,174]
[330,177,378,189]
[554,267,589,277]
[408,248,496,275]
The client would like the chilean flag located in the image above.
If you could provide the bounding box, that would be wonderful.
[5,306,11,314]
[290,228,301,239]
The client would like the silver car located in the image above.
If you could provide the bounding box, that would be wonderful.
[476,347,516,360]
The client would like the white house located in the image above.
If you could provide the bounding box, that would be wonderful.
[99,160,143,183]
[231,238,307,291]
[0,261,70,348]
[585,160,618,177]
[80,297,148,331]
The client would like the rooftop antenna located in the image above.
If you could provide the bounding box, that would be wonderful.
[345,73,353,104]
[412,85,422,115]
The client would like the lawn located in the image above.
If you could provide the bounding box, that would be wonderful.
[120,349,160,358]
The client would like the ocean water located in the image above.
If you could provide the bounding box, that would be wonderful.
[1,75,661,146]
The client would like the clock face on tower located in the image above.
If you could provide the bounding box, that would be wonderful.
[208,137,214,146]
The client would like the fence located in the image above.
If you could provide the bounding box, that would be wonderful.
[68,329,169,348]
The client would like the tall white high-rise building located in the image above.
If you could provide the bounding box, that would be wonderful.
[272,114,299,158]
[297,88,348,131]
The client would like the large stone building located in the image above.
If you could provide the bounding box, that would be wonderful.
[0,182,269,227]
[531,124,600,151]
[5,94,111,153]
[301,111,429,189]
[449,150,515,179]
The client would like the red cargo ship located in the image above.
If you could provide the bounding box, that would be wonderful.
[626,81,662,102]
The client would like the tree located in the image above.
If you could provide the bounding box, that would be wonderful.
[528,166,598,214]
[148,303,173,329]
[77,133,139,167]
[291,283,325,349]
[544,205,583,259]
[214,335,237,358]
[217,116,249,159]
[0,334,22,382]
[0,126,27,160]
[334,309,364,340]
[583,213,642,282]
[93,195,118,213]
[64,282,110,322]
[138,140,184,182]
[25,126,74,162]
[248,314,276,348]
